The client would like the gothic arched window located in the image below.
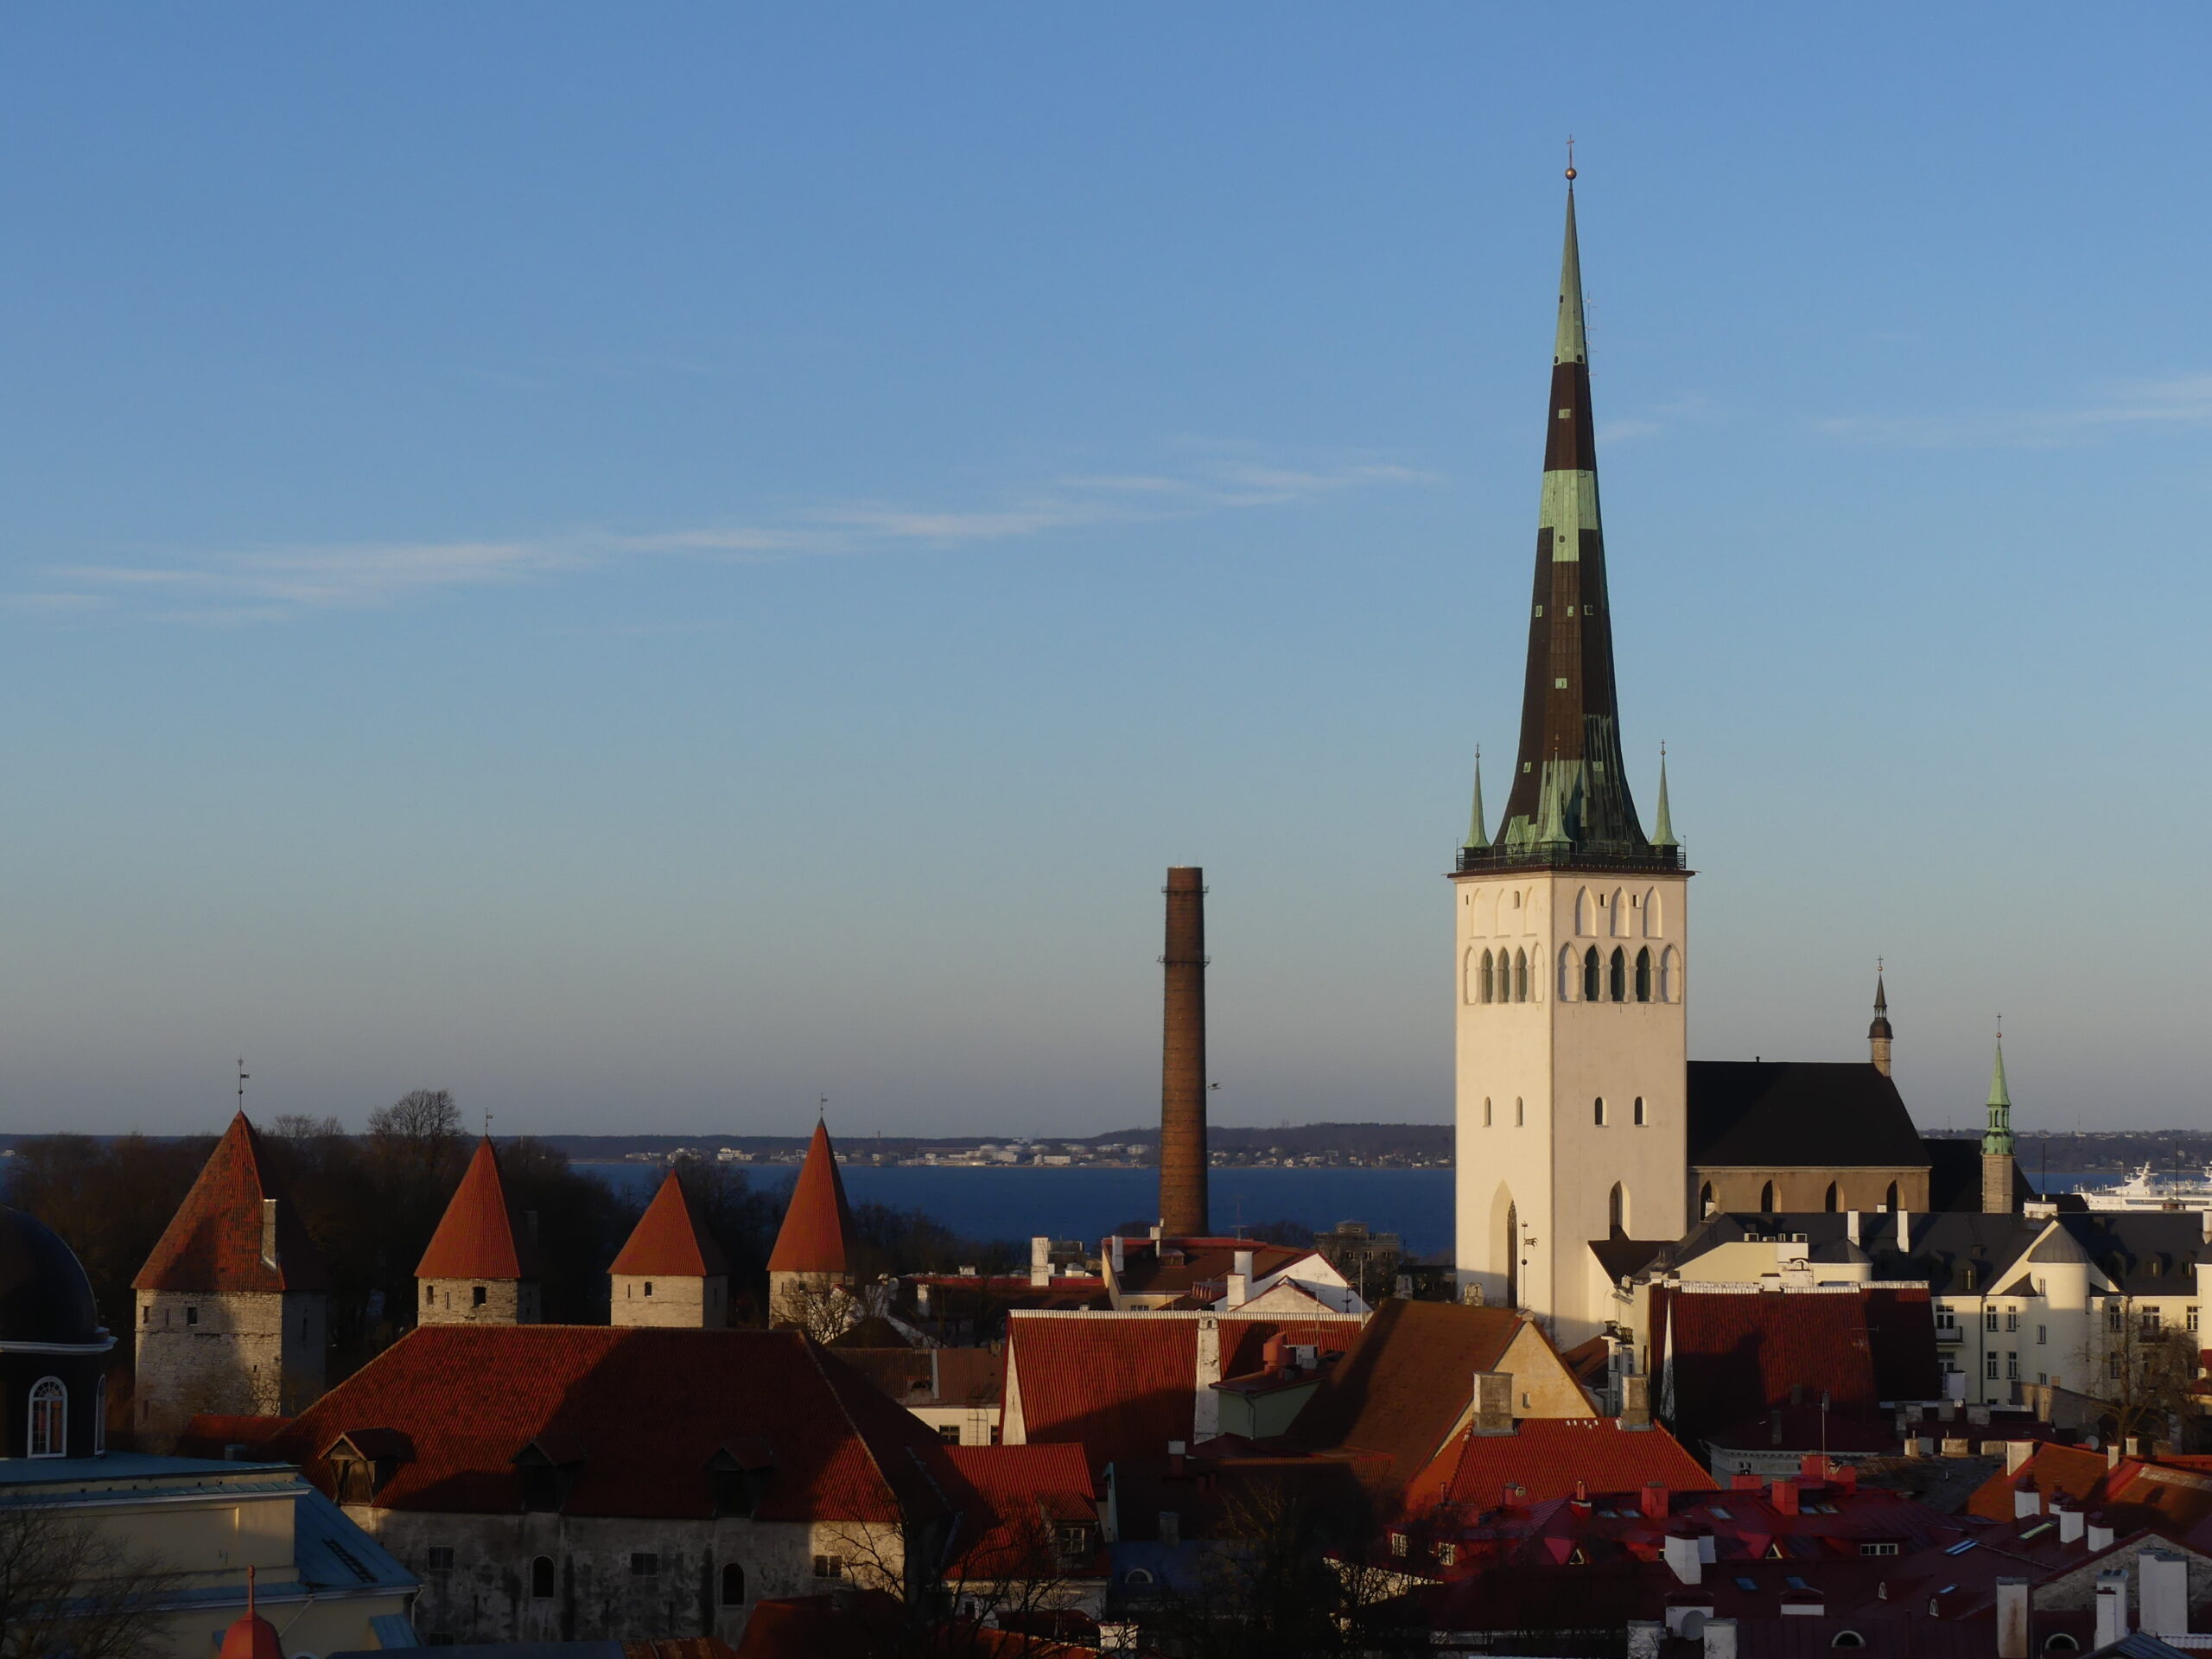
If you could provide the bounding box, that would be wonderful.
[531,1556,556,1599]
[1825,1183,1840,1214]
[1885,1181,1900,1214]
[1759,1181,1777,1213]
[1512,949,1529,1002]
[1610,887,1629,938]
[1575,888,1595,937]
[1608,947,1627,1002]
[1594,1096,1607,1127]
[1609,1183,1626,1236]
[1559,945,1580,1001]
[1634,947,1653,1002]
[1583,947,1602,1001]
[1643,887,1661,938]
[1633,1096,1647,1126]
[28,1377,65,1459]
[1700,1182,1716,1218]
[1478,950,1494,1004]
[1483,1097,1493,1128]
[1515,1097,1525,1128]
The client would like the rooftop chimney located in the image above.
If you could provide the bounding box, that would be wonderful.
[1159,868,1210,1236]
[1897,1210,1912,1253]
[1472,1372,1514,1434]
[1996,1578,2030,1659]
[2088,1515,2115,1553]
[1701,1618,1736,1659]
[1233,1248,1255,1280]
[1640,1481,1669,1522]
[1770,1478,1800,1516]
[2144,1550,2190,1638]
[1662,1530,1701,1585]
[1621,1373,1651,1428]
[260,1198,280,1271]
[2014,1488,2043,1520]
[2057,1505,2085,1545]
[2095,1570,2128,1649]
[1846,1210,1860,1247]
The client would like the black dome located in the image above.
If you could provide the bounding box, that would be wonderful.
[0,1206,105,1347]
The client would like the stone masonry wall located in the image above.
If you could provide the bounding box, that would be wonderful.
[133,1289,327,1445]
[359,1507,909,1646]
[609,1274,726,1329]
[418,1278,539,1325]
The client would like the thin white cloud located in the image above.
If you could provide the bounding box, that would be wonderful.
[1598,393,1717,446]
[34,451,1424,624]
[1820,372,2212,448]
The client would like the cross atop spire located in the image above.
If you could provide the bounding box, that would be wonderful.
[1462,175,1675,874]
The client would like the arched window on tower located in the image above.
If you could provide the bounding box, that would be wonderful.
[531,1556,556,1599]
[1478,950,1494,1004]
[1575,888,1595,937]
[1583,947,1602,1001]
[1471,888,1491,936]
[1559,945,1580,1001]
[1661,946,1681,1003]
[1515,1097,1525,1127]
[1483,1097,1493,1128]
[1608,947,1627,1002]
[1643,887,1662,938]
[1513,949,1529,1002]
[1759,1181,1777,1213]
[1594,1096,1608,1127]
[1611,887,1629,938]
[1885,1181,1900,1214]
[1825,1182,1840,1214]
[1609,1183,1626,1236]
[1700,1182,1716,1218]
[1635,947,1653,1002]
[28,1378,66,1459]
[721,1563,747,1607]
[1633,1096,1647,1126]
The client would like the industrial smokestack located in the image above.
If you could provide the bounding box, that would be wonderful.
[1160,867,1210,1236]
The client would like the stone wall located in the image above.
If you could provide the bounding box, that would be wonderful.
[609,1274,726,1329]
[132,1289,327,1445]
[359,1507,910,1644]
[1690,1166,1930,1217]
[418,1278,540,1326]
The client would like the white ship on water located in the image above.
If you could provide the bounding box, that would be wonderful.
[2072,1162,2212,1211]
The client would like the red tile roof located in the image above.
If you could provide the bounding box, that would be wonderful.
[610,1171,729,1278]
[1404,1418,1711,1516]
[767,1121,855,1275]
[1967,1441,2212,1544]
[945,1443,1100,1581]
[1009,1315,1196,1476]
[1650,1287,1902,1449]
[132,1114,329,1293]
[251,1325,960,1523]
[1285,1300,1527,1488]
[415,1137,537,1281]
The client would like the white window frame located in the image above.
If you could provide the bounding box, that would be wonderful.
[28,1377,67,1459]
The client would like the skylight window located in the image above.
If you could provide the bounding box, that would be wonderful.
[1710,1506,1732,1520]
[1944,1541,1976,1556]
[1735,1577,1758,1592]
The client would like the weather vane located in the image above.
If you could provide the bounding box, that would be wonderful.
[236,1057,249,1114]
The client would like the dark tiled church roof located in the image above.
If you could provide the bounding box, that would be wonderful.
[1687,1061,1929,1170]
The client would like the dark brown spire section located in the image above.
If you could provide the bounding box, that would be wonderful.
[1159,867,1210,1236]
[1464,183,1677,875]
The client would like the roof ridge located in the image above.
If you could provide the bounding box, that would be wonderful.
[804,1337,905,1520]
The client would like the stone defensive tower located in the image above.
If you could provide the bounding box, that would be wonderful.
[132,1113,328,1445]
[610,1169,731,1327]
[766,1120,855,1329]
[416,1137,540,1325]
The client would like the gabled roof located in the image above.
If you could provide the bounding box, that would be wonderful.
[252,1325,959,1523]
[767,1122,855,1276]
[416,1138,537,1281]
[1405,1417,1710,1516]
[610,1172,728,1278]
[944,1443,1101,1582]
[133,1114,328,1293]
[1686,1061,1929,1171]
[1652,1286,1889,1449]
[1285,1300,1526,1485]
[1007,1314,1196,1475]
[836,1346,1003,1409]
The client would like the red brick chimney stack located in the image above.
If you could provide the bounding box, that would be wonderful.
[1159,867,1210,1236]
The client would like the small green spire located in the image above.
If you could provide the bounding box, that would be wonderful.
[1535,762,1571,847]
[1650,745,1677,849]
[1464,747,1491,851]
[1981,1027,2014,1156]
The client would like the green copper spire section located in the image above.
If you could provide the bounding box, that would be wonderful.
[1981,1033,2014,1156]
[1464,749,1491,850]
[1650,749,1677,849]
[1554,186,1586,368]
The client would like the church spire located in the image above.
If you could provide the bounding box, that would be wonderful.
[1650,747,1677,849]
[1867,963,1894,1076]
[1467,172,1671,874]
[1464,748,1491,850]
[1981,1026,2017,1215]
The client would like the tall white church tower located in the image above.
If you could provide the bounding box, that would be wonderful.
[1453,175,1692,1344]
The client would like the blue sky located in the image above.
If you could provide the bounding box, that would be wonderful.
[3,7,2209,1136]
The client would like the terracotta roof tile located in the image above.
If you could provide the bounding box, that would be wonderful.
[610,1172,729,1278]
[1650,1287,1916,1449]
[1008,1315,1197,1475]
[1407,1417,1711,1516]
[945,1443,1100,1580]
[415,1137,537,1281]
[132,1114,328,1293]
[1285,1300,1525,1483]
[255,1325,959,1523]
[767,1122,855,1275]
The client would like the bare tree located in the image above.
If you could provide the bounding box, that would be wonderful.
[368,1089,462,1147]
[0,1503,179,1659]
[2077,1301,2201,1449]
[819,1506,1099,1659]
[771,1277,861,1344]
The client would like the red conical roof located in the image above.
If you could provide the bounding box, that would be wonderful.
[219,1567,283,1659]
[767,1121,855,1275]
[610,1170,728,1277]
[416,1138,537,1281]
[134,1113,328,1293]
